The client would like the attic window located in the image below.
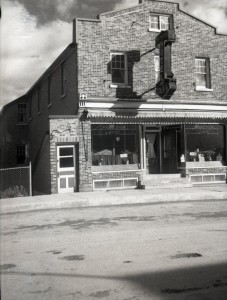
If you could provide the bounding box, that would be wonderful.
[149,15,170,32]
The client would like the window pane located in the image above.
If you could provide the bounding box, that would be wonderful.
[150,16,159,29]
[60,147,73,156]
[92,125,139,166]
[160,16,169,30]
[60,157,74,168]
[196,74,206,87]
[112,69,125,83]
[186,125,225,163]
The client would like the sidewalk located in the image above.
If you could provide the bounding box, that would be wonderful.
[1,184,227,214]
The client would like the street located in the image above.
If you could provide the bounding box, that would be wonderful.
[1,199,227,300]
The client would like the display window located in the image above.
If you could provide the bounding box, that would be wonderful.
[91,124,139,166]
[185,124,225,163]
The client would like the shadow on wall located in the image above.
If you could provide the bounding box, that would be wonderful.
[107,49,157,100]
[2,262,227,299]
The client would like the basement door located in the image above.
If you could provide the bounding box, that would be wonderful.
[57,145,76,193]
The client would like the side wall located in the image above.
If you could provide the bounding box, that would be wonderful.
[28,48,78,195]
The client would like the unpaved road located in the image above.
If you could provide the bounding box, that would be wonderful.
[1,199,227,299]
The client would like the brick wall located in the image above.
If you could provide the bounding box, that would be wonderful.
[77,0,227,103]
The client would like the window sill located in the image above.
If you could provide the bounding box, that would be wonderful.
[195,87,213,92]
[148,28,161,32]
[16,122,28,126]
[110,84,131,89]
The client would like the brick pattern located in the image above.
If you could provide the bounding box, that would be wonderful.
[77,1,227,102]
[92,170,142,180]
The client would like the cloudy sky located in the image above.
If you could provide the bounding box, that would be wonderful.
[1,0,227,108]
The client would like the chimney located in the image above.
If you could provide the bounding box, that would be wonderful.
[72,18,76,44]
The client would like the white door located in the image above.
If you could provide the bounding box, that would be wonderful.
[57,145,75,193]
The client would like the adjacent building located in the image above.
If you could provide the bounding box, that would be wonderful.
[1,0,227,195]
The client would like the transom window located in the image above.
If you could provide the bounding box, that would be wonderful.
[195,58,211,89]
[111,53,128,85]
[18,103,27,123]
[149,15,170,31]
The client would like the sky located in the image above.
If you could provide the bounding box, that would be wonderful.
[1,0,227,108]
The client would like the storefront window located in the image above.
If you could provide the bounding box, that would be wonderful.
[91,124,139,166]
[185,125,225,163]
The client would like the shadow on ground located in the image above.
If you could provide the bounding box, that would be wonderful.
[1,262,227,299]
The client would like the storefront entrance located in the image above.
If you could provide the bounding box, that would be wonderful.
[145,125,181,174]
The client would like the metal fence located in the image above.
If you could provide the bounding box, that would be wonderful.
[0,163,32,198]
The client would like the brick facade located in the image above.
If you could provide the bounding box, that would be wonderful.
[77,0,227,102]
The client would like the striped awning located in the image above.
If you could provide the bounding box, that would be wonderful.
[89,110,227,124]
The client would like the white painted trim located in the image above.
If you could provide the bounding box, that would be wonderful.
[195,87,213,92]
[92,169,141,174]
[84,101,227,112]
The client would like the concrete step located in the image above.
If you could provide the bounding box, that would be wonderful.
[142,174,192,189]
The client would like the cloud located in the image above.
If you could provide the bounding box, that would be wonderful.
[1,1,72,107]
[1,0,227,108]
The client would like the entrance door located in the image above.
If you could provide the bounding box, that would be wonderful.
[57,145,75,193]
[162,127,178,173]
[145,132,160,174]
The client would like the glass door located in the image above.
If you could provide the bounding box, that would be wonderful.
[57,145,75,193]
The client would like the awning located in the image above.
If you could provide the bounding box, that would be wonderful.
[89,110,227,124]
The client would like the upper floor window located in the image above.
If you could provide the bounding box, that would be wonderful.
[18,103,27,123]
[110,52,128,85]
[154,55,160,84]
[48,76,52,106]
[195,58,211,90]
[37,87,41,114]
[16,144,27,165]
[149,15,170,31]
[61,62,67,96]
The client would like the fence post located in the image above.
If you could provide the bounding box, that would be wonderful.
[29,161,32,196]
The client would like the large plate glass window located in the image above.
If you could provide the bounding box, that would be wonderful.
[92,124,139,166]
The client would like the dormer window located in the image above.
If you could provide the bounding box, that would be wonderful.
[149,15,170,32]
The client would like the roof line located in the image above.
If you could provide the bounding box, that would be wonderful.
[26,43,76,95]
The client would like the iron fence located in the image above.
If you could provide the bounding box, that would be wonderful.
[0,163,32,198]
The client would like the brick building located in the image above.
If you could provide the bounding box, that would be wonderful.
[1,0,227,195]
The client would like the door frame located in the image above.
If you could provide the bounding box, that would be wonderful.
[56,143,78,193]
[143,126,162,174]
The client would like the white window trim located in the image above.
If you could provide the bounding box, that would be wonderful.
[149,15,170,32]
[110,52,128,87]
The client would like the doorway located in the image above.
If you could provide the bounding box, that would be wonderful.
[145,125,181,174]
[57,145,76,193]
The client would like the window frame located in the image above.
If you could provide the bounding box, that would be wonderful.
[17,103,27,123]
[110,52,128,87]
[149,14,170,32]
[195,58,212,91]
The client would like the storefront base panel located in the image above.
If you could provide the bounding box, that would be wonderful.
[92,169,143,191]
